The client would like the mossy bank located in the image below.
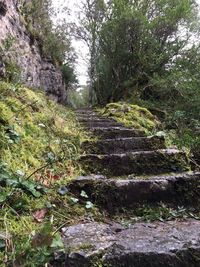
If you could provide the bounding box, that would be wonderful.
[0,82,101,266]
[99,102,160,134]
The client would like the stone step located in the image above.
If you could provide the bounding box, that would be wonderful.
[75,110,96,115]
[80,121,123,128]
[80,149,189,176]
[69,172,200,211]
[78,118,114,123]
[82,136,166,154]
[75,108,93,112]
[76,113,97,118]
[89,127,145,138]
[53,219,200,267]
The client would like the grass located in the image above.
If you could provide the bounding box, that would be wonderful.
[0,81,85,176]
[0,81,101,266]
[113,203,200,227]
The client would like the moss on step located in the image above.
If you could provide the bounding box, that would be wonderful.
[80,150,190,177]
[99,102,160,134]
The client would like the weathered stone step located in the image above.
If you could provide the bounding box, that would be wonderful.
[76,113,97,118]
[54,219,200,267]
[89,127,145,138]
[82,136,166,154]
[76,113,99,118]
[78,118,114,123]
[69,172,200,211]
[75,108,93,112]
[80,120,123,128]
[80,149,189,176]
[75,110,96,115]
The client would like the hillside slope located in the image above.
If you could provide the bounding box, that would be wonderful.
[0,82,97,266]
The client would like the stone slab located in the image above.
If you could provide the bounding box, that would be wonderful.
[52,220,200,267]
[69,172,200,210]
[80,149,189,176]
[82,136,166,154]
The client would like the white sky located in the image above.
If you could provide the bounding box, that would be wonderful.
[52,0,200,86]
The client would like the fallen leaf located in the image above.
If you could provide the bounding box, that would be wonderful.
[53,175,60,180]
[33,208,48,223]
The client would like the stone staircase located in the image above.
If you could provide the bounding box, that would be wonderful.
[56,109,200,267]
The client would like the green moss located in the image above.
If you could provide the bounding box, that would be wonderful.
[0,81,103,266]
[100,102,160,134]
[0,101,14,123]
[0,81,87,176]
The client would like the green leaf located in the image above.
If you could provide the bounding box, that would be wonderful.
[20,181,41,197]
[51,233,64,249]
[0,191,11,203]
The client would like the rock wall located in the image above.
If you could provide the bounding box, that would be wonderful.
[0,0,67,103]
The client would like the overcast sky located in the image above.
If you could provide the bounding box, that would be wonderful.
[53,0,200,86]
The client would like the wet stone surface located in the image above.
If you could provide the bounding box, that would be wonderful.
[69,172,200,210]
[53,220,200,267]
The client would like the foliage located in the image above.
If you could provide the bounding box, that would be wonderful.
[100,102,159,134]
[74,0,106,103]
[68,86,90,108]
[116,204,200,226]
[0,81,86,176]
[0,35,21,83]
[61,63,77,86]
[0,81,100,265]
[0,163,46,201]
[80,0,199,105]
[77,0,200,151]
[21,0,74,67]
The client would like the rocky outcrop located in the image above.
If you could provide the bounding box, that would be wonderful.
[0,0,66,103]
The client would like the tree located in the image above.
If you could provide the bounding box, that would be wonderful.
[74,0,106,104]
[93,0,199,104]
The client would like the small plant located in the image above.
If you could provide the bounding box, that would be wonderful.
[0,35,21,83]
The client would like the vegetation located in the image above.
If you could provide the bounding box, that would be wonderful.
[0,81,101,266]
[0,0,77,88]
[78,0,200,153]
[100,102,159,134]
[68,86,90,108]
[1,0,200,265]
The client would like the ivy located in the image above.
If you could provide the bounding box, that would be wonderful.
[0,164,47,202]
